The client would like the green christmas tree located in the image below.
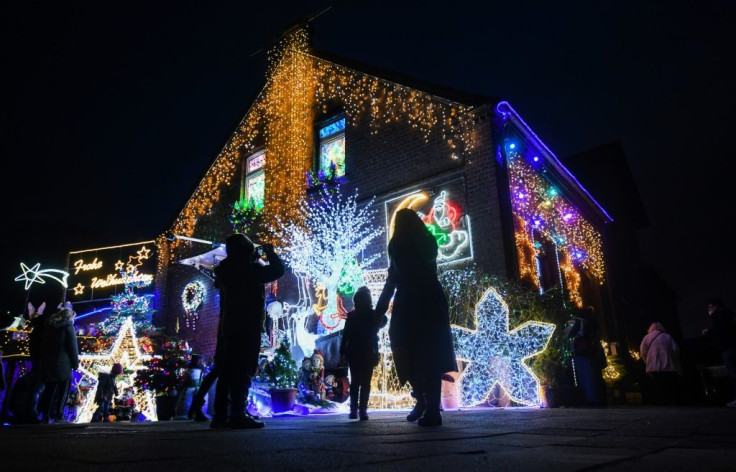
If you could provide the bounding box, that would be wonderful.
[255,337,299,390]
[134,338,192,397]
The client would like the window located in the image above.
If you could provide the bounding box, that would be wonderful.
[318,117,345,178]
[533,231,561,294]
[243,150,265,210]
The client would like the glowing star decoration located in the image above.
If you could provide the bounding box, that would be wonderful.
[73,283,85,295]
[181,281,206,330]
[115,260,125,271]
[76,316,156,423]
[452,287,555,407]
[136,246,151,260]
[14,262,70,290]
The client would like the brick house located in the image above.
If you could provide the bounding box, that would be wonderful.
[153,26,619,405]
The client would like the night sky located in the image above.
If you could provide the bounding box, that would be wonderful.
[2,2,733,338]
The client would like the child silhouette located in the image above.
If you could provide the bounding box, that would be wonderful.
[339,286,387,420]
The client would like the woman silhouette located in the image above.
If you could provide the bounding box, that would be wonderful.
[376,208,457,426]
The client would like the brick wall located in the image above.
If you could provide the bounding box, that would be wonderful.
[161,85,516,352]
[163,264,220,361]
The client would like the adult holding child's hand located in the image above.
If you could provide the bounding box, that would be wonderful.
[376,208,457,427]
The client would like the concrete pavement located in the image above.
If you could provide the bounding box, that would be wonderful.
[2,406,735,471]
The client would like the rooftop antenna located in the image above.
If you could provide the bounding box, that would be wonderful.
[249,6,332,58]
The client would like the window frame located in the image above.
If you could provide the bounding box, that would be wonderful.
[316,115,346,178]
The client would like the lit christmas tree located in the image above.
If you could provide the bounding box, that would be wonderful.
[134,338,192,397]
[255,337,299,390]
[96,266,155,336]
[273,185,384,333]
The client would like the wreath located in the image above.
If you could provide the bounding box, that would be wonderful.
[181,281,206,330]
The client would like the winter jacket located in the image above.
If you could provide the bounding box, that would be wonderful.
[214,245,284,373]
[39,319,79,382]
[340,307,387,367]
[95,372,119,403]
[640,330,680,373]
[705,307,736,351]
[376,232,457,383]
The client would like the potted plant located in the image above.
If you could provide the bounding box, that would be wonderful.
[134,338,191,420]
[254,337,300,413]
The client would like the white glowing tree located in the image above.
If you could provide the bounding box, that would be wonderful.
[274,186,384,333]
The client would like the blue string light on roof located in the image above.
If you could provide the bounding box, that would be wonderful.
[452,287,555,407]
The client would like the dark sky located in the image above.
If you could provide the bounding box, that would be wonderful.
[2,2,733,337]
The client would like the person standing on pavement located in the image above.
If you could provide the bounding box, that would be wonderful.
[37,305,79,423]
[375,209,457,427]
[640,322,680,405]
[210,233,284,429]
[340,286,387,421]
[701,297,736,407]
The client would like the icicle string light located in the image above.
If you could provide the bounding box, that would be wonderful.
[167,26,477,257]
[508,150,605,304]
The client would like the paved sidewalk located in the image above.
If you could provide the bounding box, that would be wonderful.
[2,406,735,471]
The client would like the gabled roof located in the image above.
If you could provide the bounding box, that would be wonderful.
[313,48,500,108]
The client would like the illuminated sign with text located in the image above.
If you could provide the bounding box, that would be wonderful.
[66,241,157,301]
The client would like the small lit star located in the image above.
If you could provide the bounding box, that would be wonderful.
[73,283,85,295]
[136,246,151,260]
[114,260,125,271]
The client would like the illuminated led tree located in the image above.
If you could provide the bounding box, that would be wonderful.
[273,185,384,333]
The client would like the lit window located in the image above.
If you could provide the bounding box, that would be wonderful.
[243,150,265,210]
[319,117,345,178]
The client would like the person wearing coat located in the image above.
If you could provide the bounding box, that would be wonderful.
[37,306,79,423]
[376,208,457,427]
[640,322,680,405]
[339,286,388,420]
[211,233,285,429]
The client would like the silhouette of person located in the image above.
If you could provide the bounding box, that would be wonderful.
[340,286,387,420]
[565,306,607,406]
[376,208,457,426]
[210,233,284,429]
[94,363,123,422]
[188,351,220,422]
[640,322,680,405]
[702,297,736,407]
[37,305,79,423]
[23,302,48,423]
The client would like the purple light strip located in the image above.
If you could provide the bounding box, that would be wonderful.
[495,101,613,223]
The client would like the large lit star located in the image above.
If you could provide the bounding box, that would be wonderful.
[76,316,156,422]
[14,262,70,290]
[452,287,555,406]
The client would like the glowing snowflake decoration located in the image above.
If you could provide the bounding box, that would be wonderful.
[452,287,555,406]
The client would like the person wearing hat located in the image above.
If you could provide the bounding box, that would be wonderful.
[37,305,79,423]
[211,233,285,429]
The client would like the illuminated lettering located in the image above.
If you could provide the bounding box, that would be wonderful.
[73,258,103,274]
[90,272,154,289]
